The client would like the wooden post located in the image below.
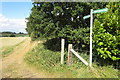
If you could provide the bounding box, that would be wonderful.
[90,9,93,68]
[61,39,65,64]
[68,44,72,65]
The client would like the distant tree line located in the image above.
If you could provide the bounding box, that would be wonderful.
[0,31,27,37]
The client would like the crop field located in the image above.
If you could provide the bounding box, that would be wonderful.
[0,37,27,49]
[0,37,28,57]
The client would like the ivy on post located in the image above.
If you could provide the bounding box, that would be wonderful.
[68,44,73,65]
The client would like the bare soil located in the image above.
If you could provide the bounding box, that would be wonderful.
[1,37,49,78]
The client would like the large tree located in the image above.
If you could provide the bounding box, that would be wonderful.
[26,2,120,61]
[26,2,107,47]
[26,2,55,39]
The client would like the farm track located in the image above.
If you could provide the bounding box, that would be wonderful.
[1,37,48,78]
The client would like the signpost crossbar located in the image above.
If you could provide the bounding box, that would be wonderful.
[93,8,108,14]
[83,8,108,19]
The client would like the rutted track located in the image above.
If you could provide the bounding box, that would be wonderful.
[1,37,47,78]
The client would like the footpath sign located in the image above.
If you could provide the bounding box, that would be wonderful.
[93,8,108,14]
[83,8,108,68]
[83,8,108,19]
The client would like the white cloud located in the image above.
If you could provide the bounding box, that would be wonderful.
[0,14,27,33]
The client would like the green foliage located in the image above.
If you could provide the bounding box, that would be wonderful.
[26,2,55,39]
[25,40,89,72]
[0,31,28,37]
[43,38,61,51]
[26,2,120,61]
[93,2,120,60]
[10,34,16,37]
[25,42,61,70]
[0,32,12,37]
[26,2,108,50]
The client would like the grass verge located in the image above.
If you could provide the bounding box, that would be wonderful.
[24,40,119,78]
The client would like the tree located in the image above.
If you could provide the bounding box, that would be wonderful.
[26,2,108,50]
[93,2,120,60]
[19,32,24,34]
[13,32,16,34]
[26,2,55,39]
[10,34,16,37]
[26,2,92,47]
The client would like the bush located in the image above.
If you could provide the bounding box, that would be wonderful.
[93,2,120,60]
[10,34,16,37]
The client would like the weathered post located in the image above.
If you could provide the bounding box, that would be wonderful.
[68,44,72,65]
[61,39,65,64]
[90,9,93,68]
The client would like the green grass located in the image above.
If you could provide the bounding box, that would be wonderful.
[24,40,119,78]
[2,47,14,55]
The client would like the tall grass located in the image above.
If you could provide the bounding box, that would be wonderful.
[24,40,119,78]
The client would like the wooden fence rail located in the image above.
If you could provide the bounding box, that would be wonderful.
[61,41,89,66]
[70,49,88,66]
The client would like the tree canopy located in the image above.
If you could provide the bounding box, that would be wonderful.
[26,2,119,61]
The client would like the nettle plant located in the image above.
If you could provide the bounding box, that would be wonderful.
[93,2,120,60]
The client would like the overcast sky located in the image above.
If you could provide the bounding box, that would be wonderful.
[0,1,33,33]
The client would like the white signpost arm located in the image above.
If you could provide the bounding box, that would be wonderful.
[90,9,93,68]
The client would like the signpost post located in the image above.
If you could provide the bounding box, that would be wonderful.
[90,9,93,68]
[83,8,108,68]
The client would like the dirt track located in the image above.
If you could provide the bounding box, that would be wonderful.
[1,37,48,78]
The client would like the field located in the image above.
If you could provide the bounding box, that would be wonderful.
[1,37,47,78]
[0,37,27,49]
[1,37,119,78]
[0,37,27,56]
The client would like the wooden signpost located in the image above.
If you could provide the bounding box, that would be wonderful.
[83,8,108,68]
[61,8,108,67]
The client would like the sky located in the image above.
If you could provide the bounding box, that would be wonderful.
[0,1,33,33]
